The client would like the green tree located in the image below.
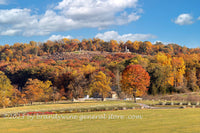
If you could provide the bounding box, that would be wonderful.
[147,63,173,95]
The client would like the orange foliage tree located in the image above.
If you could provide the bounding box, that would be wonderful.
[121,65,150,102]
[23,78,52,104]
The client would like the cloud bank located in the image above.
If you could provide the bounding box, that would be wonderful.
[0,0,142,36]
[47,35,73,41]
[95,31,156,42]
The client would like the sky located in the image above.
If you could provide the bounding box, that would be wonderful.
[0,0,200,48]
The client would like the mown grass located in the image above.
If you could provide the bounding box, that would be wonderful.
[0,101,138,115]
[139,100,187,105]
[138,100,161,105]
[1,108,200,133]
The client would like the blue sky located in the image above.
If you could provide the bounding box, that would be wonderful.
[0,0,200,48]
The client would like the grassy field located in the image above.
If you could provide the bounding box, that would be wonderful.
[0,101,138,115]
[1,108,200,133]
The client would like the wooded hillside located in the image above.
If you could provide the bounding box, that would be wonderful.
[0,38,200,107]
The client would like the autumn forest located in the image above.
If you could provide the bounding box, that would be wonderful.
[0,38,200,108]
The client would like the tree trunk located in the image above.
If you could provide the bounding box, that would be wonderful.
[53,86,56,103]
[101,97,104,101]
[116,68,121,92]
[133,94,136,103]
[72,97,76,102]
[53,97,55,104]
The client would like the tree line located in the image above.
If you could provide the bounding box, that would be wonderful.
[0,38,200,62]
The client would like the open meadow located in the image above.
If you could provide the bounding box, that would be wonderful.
[0,101,139,115]
[0,101,200,133]
[1,108,200,133]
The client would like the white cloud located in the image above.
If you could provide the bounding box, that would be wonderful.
[174,14,194,25]
[0,0,7,5]
[0,0,142,37]
[0,8,39,36]
[55,0,138,10]
[116,12,140,25]
[1,29,21,36]
[198,16,200,20]
[95,31,156,42]
[47,35,73,41]
[0,9,35,24]
[55,0,141,27]
[153,40,172,45]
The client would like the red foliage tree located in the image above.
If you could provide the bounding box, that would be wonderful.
[121,65,150,102]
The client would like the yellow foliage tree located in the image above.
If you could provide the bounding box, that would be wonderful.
[155,52,174,86]
[89,71,111,101]
[81,64,96,75]
[132,41,140,51]
[23,79,52,104]
[0,71,13,108]
[172,57,186,87]
[143,41,152,54]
